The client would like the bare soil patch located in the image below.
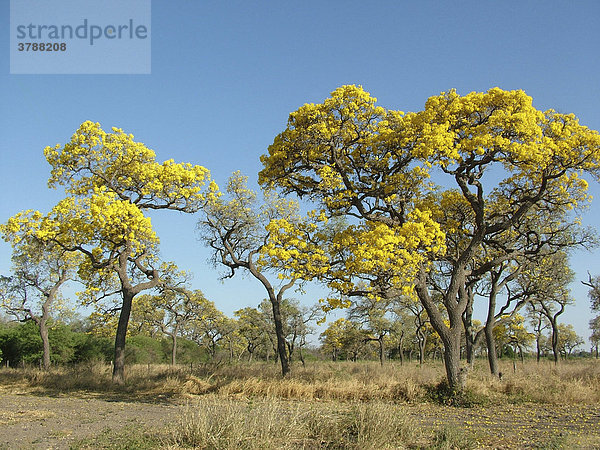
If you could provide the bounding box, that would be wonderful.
[0,389,181,449]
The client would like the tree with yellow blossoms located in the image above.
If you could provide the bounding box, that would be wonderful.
[3,121,213,383]
[198,171,327,376]
[320,317,369,361]
[492,313,535,362]
[260,85,600,391]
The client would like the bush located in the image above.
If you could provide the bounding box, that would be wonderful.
[0,321,115,366]
[426,380,488,407]
[73,333,113,363]
[1,321,43,365]
[125,335,166,364]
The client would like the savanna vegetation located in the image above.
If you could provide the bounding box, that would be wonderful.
[1,359,599,448]
[2,86,600,448]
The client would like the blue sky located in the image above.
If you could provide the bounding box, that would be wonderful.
[1,1,599,344]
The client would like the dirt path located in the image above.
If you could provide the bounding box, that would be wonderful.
[0,391,182,449]
[1,389,599,449]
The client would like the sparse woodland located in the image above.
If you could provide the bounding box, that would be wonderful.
[2,86,600,448]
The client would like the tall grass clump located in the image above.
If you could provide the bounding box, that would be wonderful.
[169,398,420,449]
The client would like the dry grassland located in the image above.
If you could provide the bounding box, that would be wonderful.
[0,359,599,448]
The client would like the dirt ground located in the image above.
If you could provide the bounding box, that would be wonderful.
[404,403,600,448]
[0,390,181,449]
[0,388,599,449]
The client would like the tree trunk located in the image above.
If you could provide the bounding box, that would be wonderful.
[398,334,404,366]
[36,291,56,371]
[550,318,559,365]
[484,322,499,377]
[462,286,476,366]
[443,329,465,392]
[38,318,51,371]
[113,291,134,384]
[171,332,177,366]
[519,346,524,363]
[378,336,385,366]
[270,295,290,376]
[484,273,500,377]
[415,268,467,393]
[418,332,426,365]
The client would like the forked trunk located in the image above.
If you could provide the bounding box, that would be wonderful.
[442,328,466,392]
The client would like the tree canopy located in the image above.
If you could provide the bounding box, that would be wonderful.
[260,85,600,389]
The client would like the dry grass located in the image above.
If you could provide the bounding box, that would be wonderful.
[71,397,473,449]
[168,398,424,449]
[1,358,598,406]
[3,360,599,449]
[466,359,600,405]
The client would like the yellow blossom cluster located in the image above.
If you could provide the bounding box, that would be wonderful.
[44,121,212,211]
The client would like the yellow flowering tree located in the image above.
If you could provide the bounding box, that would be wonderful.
[319,317,369,361]
[493,313,535,361]
[555,323,583,358]
[4,121,212,383]
[260,85,600,391]
[198,171,327,376]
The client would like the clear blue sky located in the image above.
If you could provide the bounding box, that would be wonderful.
[1,1,599,344]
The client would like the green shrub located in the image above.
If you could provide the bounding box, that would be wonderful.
[125,335,166,364]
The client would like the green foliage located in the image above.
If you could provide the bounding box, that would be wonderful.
[3,321,43,364]
[125,335,166,364]
[0,320,114,366]
[73,333,113,362]
[160,336,205,364]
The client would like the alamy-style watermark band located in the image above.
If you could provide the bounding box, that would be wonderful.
[10,0,151,74]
